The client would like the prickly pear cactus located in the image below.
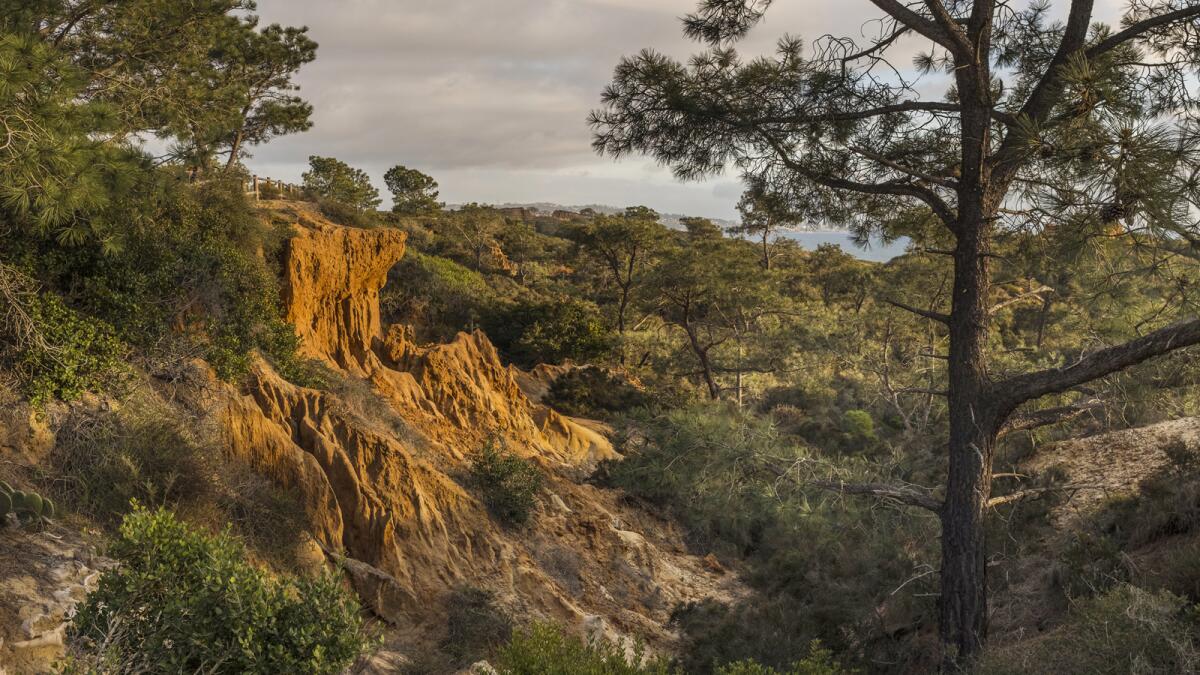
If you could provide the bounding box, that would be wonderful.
[0,490,10,520]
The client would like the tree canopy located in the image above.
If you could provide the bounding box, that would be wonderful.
[302,156,381,212]
[384,165,442,215]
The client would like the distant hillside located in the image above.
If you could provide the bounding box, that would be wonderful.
[487,202,909,262]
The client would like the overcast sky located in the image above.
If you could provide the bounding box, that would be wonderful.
[248,0,1127,221]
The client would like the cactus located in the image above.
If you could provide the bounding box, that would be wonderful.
[0,491,10,520]
[42,497,55,519]
[0,480,12,496]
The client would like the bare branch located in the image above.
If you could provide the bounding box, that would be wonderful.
[998,398,1105,438]
[987,484,1105,508]
[810,478,943,511]
[989,285,1054,316]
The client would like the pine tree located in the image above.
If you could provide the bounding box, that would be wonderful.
[591,0,1200,665]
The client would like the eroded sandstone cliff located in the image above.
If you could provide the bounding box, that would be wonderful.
[222,207,739,661]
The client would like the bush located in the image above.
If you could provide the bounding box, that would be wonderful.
[5,178,303,385]
[9,291,127,406]
[65,506,373,674]
[444,586,514,665]
[494,623,675,674]
[469,440,543,526]
[605,405,935,670]
[544,367,650,418]
[50,404,213,527]
[318,197,379,229]
[499,298,616,367]
[840,410,875,442]
[980,584,1200,674]
[714,642,848,675]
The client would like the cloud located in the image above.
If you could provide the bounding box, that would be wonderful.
[246,0,1141,220]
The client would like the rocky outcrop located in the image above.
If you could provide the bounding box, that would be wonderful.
[0,528,110,673]
[222,210,738,656]
[283,220,407,375]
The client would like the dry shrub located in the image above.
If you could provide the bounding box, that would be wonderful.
[980,584,1200,674]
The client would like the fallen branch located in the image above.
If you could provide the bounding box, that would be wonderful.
[986,483,1105,508]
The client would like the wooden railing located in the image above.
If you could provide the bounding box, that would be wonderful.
[242,175,304,201]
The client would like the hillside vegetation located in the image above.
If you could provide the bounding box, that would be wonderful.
[4,1,1200,674]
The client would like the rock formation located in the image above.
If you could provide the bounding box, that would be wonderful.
[222,208,739,657]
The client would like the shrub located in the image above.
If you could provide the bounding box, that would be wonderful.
[1053,532,1130,599]
[444,586,514,665]
[840,410,875,442]
[318,197,379,229]
[50,404,213,526]
[10,291,127,406]
[469,440,543,526]
[500,298,616,367]
[980,584,1200,674]
[65,506,373,674]
[714,642,848,675]
[494,622,675,674]
[605,405,935,669]
[544,367,650,418]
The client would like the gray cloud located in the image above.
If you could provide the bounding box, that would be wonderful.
[247,0,1129,220]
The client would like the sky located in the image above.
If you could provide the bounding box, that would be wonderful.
[247,0,1127,224]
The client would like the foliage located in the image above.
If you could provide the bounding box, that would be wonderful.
[566,207,668,334]
[713,642,848,675]
[65,506,373,674]
[494,622,676,675]
[544,367,650,419]
[979,585,1200,675]
[216,22,317,169]
[469,439,544,526]
[491,297,617,368]
[606,405,935,669]
[302,155,380,212]
[384,164,441,214]
[0,278,127,406]
[444,586,514,665]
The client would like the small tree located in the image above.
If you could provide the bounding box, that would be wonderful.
[384,165,442,214]
[302,155,380,212]
[648,230,787,401]
[568,206,669,337]
[220,22,317,170]
[735,181,797,270]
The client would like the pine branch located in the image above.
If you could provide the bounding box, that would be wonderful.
[1088,6,1200,59]
[999,319,1200,408]
[885,298,950,324]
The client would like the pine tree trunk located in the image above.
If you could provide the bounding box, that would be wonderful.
[939,188,1000,667]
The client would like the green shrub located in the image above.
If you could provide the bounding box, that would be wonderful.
[1054,532,1130,599]
[840,410,875,441]
[544,367,650,419]
[11,291,127,406]
[714,642,848,675]
[605,405,935,669]
[499,298,616,367]
[6,178,303,386]
[980,584,1200,674]
[65,506,373,674]
[444,586,514,665]
[494,622,675,674]
[469,440,543,526]
[318,197,379,229]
